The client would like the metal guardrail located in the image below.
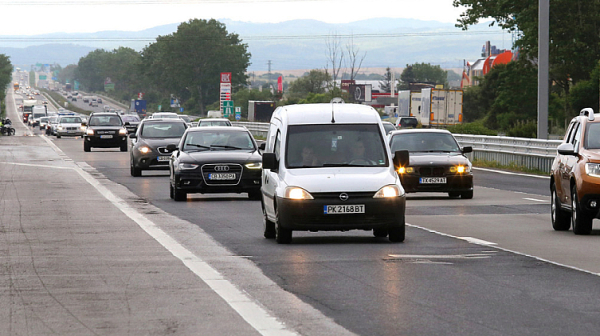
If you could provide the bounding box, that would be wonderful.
[234,121,562,173]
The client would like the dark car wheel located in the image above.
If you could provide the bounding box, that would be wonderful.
[83,142,91,152]
[56,134,61,139]
[448,192,461,198]
[572,185,593,235]
[373,228,388,238]
[120,143,128,152]
[275,207,292,244]
[173,184,187,202]
[130,160,141,177]
[388,217,406,243]
[461,190,474,199]
[169,184,174,199]
[551,183,570,231]
[248,190,261,200]
[262,203,276,239]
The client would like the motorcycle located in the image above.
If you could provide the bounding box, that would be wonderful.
[1,119,15,136]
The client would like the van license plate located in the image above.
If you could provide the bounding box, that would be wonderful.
[208,173,236,180]
[324,205,365,214]
[419,177,446,184]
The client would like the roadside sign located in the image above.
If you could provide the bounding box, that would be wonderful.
[222,100,234,117]
[180,107,184,113]
[235,114,241,120]
[158,105,162,111]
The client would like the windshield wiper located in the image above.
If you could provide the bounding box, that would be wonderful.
[187,144,210,149]
[210,145,243,150]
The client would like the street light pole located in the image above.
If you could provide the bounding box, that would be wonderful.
[538,0,549,139]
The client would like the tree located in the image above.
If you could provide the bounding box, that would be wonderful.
[58,64,77,85]
[399,65,415,90]
[141,19,251,115]
[454,0,600,93]
[379,67,393,93]
[76,49,110,91]
[287,69,331,97]
[325,32,344,89]
[0,54,12,108]
[345,35,366,81]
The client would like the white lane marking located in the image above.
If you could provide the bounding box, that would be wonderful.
[0,162,72,170]
[473,167,550,179]
[40,135,298,336]
[523,197,547,203]
[458,237,497,246]
[388,254,491,259]
[407,223,600,277]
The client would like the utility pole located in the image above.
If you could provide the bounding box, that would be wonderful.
[538,0,549,139]
[267,60,272,86]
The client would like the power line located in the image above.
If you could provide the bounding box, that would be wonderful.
[1,0,323,4]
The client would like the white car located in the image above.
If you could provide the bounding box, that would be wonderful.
[260,103,409,244]
[56,116,85,138]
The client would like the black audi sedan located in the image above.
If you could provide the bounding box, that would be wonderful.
[130,118,188,176]
[169,126,262,201]
[388,129,474,199]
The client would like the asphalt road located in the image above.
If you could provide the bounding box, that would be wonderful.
[41,127,600,336]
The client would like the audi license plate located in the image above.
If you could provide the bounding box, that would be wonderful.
[419,177,447,184]
[100,135,113,139]
[157,156,170,162]
[208,173,236,180]
[324,205,365,214]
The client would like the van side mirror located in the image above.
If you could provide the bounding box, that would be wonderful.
[258,142,266,150]
[262,153,278,171]
[393,150,409,169]
[462,146,473,154]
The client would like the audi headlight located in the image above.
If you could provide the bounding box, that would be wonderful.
[178,163,198,170]
[398,167,414,174]
[245,162,262,169]
[119,128,127,135]
[374,185,401,198]
[86,129,94,136]
[585,163,600,177]
[284,187,314,200]
[138,146,151,154]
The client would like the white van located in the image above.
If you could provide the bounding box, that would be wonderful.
[260,103,409,244]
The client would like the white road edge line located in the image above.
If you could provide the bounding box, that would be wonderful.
[523,197,547,203]
[473,166,550,179]
[40,135,298,336]
[406,222,600,277]
[0,162,72,170]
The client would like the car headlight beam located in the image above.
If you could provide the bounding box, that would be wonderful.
[374,185,401,198]
[138,146,151,154]
[284,187,314,200]
[398,167,414,174]
[178,163,198,170]
[245,162,262,169]
[86,129,94,136]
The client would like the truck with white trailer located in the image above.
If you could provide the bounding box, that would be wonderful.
[419,88,463,127]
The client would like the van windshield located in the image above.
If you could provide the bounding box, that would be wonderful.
[286,124,388,168]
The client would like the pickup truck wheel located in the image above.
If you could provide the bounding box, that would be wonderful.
[551,183,570,231]
[572,185,592,235]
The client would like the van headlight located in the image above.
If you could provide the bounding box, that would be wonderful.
[585,163,600,177]
[284,187,314,200]
[374,185,401,198]
[245,162,262,169]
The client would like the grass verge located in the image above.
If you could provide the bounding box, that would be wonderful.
[472,158,549,176]
[42,89,92,115]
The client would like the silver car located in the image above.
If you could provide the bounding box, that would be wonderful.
[56,116,85,138]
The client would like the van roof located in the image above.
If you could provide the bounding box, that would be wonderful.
[276,103,381,125]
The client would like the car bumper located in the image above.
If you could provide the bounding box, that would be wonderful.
[174,170,262,194]
[275,195,406,231]
[57,130,84,136]
[400,173,473,193]
[85,136,127,147]
[132,153,171,170]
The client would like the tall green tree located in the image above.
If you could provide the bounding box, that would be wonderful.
[58,64,77,85]
[287,69,330,97]
[142,19,251,115]
[76,49,110,91]
[379,67,393,93]
[0,54,13,104]
[399,63,447,88]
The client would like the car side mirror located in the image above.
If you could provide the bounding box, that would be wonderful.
[557,143,576,156]
[166,144,178,152]
[262,152,278,171]
[462,146,473,154]
[393,150,409,169]
[81,121,87,126]
[129,133,137,139]
[258,142,266,150]
[124,122,130,126]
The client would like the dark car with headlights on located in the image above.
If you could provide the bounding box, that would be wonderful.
[388,129,473,198]
[83,112,128,152]
[130,118,187,177]
[121,114,141,134]
[169,126,262,201]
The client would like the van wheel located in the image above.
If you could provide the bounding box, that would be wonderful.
[572,185,592,235]
[551,183,570,231]
[373,228,388,238]
[263,204,276,239]
[275,208,292,244]
[388,217,406,243]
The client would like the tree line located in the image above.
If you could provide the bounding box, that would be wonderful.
[56,19,250,116]
[0,54,13,118]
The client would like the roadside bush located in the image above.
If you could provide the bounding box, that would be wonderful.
[447,120,497,136]
[506,120,537,138]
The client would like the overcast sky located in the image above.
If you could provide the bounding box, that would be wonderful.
[1,0,469,35]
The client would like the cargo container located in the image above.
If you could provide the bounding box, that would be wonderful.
[419,89,463,127]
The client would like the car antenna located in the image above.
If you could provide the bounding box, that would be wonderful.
[330,97,344,123]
